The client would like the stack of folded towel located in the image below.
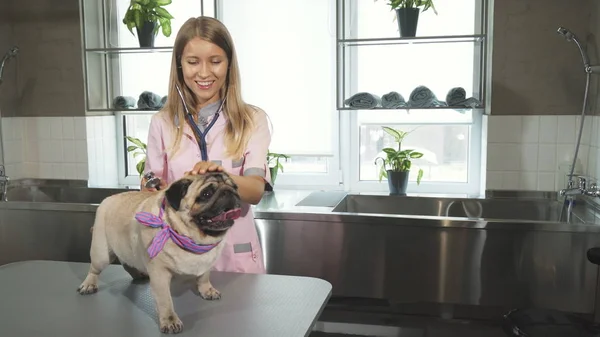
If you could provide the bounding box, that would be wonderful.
[112,96,136,110]
[407,86,447,108]
[445,87,481,109]
[381,91,407,108]
[137,91,164,110]
[343,92,382,109]
[112,91,167,110]
[343,85,482,111]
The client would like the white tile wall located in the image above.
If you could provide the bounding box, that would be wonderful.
[486,115,597,191]
[585,116,600,181]
[2,117,88,180]
[0,116,119,187]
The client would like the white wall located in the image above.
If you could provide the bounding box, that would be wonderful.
[1,115,118,187]
[486,115,599,191]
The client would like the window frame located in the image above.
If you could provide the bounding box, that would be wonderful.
[338,0,488,195]
[346,110,484,195]
[116,111,156,187]
[104,0,488,192]
[109,0,212,187]
[214,0,343,190]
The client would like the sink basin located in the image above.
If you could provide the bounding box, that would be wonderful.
[5,186,131,204]
[332,194,568,222]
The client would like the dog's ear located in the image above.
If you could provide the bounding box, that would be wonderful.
[165,178,193,211]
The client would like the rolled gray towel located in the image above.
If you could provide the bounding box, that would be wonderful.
[408,85,446,108]
[381,91,407,109]
[137,91,163,110]
[461,97,481,108]
[445,87,482,108]
[344,92,381,109]
[160,95,168,107]
[112,96,136,109]
[446,87,467,106]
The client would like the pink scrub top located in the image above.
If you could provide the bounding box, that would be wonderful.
[144,106,271,274]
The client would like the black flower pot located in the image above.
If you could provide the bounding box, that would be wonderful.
[387,170,410,195]
[269,167,279,185]
[136,21,158,48]
[264,167,278,192]
[395,8,420,38]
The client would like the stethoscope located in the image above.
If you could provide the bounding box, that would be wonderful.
[175,84,227,162]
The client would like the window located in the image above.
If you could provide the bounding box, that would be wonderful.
[106,0,486,193]
[116,112,153,178]
[341,0,486,195]
[110,1,211,186]
[219,0,341,189]
[348,110,483,194]
[112,0,341,188]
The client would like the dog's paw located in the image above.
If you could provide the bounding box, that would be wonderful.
[77,282,98,295]
[199,286,221,300]
[159,315,183,334]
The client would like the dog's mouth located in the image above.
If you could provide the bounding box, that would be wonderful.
[194,208,241,235]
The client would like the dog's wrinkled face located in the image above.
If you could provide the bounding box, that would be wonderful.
[164,172,242,237]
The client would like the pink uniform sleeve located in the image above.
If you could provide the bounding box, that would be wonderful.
[242,108,272,184]
[144,113,168,183]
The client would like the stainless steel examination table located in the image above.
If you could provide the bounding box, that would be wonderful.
[0,260,332,337]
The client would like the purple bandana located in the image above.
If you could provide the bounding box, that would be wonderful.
[135,199,222,259]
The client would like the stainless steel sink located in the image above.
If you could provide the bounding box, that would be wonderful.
[331,194,572,222]
[5,185,131,204]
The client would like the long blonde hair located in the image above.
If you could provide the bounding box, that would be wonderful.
[164,16,256,159]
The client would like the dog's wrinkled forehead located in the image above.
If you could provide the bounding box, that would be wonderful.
[192,171,237,188]
[164,172,238,211]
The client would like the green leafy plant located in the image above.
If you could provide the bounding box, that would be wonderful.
[126,136,147,176]
[122,0,175,38]
[377,0,438,14]
[267,151,290,184]
[374,126,424,184]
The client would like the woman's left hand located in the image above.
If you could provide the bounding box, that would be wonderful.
[186,161,226,176]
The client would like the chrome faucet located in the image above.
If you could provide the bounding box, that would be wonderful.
[583,180,600,198]
[559,176,600,197]
[560,176,586,196]
[0,165,9,201]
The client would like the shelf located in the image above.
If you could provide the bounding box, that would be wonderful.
[338,106,484,111]
[85,47,173,55]
[352,107,478,125]
[338,34,485,47]
[87,108,162,113]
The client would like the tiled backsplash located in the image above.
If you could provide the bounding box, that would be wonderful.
[2,117,88,180]
[486,115,599,191]
[1,116,118,187]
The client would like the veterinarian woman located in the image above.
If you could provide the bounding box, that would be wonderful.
[141,16,272,275]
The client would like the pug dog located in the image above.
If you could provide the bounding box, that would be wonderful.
[77,171,242,334]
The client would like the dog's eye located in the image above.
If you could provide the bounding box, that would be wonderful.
[197,187,215,203]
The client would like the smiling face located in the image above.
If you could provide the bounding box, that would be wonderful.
[180,37,229,109]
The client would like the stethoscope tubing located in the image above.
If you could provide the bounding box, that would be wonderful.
[175,84,226,161]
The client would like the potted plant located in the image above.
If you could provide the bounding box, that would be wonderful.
[125,136,147,176]
[377,0,438,37]
[267,151,290,186]
[374,126,424,195]
[122,0,174,48]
